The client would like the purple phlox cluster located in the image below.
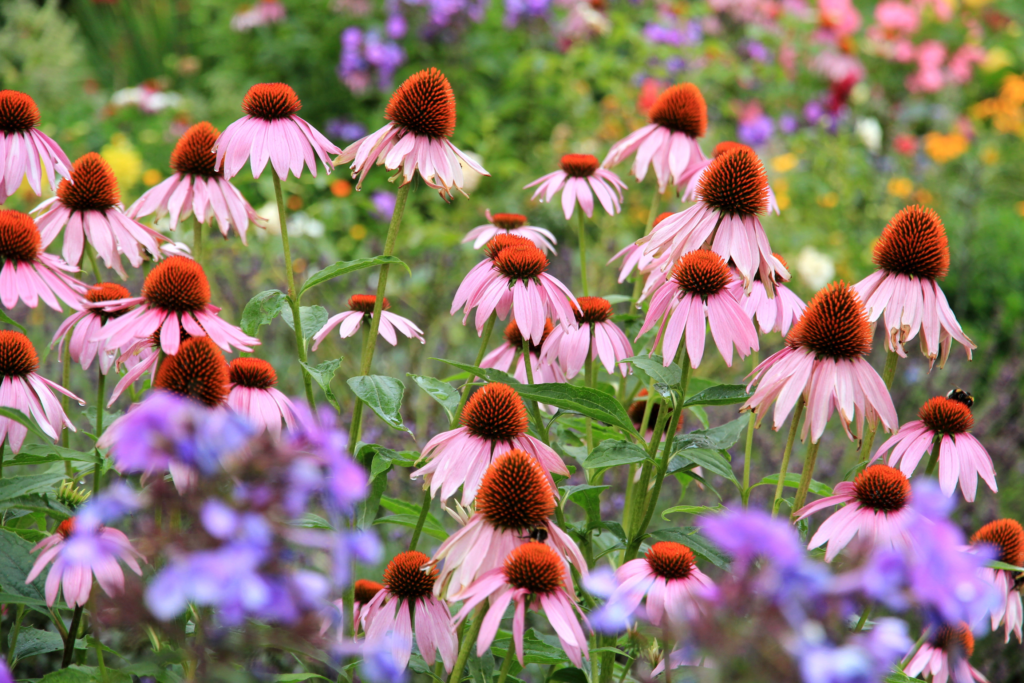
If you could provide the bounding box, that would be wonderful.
[326,119,370,144]
[370,191,398,222]
[0,657,11,683]
[284,404,369,516]
[337,27,405,94]
[746,40,771,62]
[796,617,912,683]
[584,566,633,634]
[289,527,383,587]
[504,0,551,28]
[334,636,409,683]
[737,111,775,147]
[401,0,486,30]
[76,482,145,531]
[643,13,702,46]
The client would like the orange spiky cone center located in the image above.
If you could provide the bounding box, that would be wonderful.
[142,256,211,313]
[503,542,564,594]
[873,205,949,281]
[348,294,389,315]
[649,83,707,138]
[0,90,41,133]
[385,67,456,139]
[645,541,696,580]
[672,250,732,298]
[0,330,39,377]
[228,357,277,390]
[574,297,612,324]
[461,382,529,441]
[58,153,120,212]
[503,317,553,355]
[853,464,910,512]
[171,122,221,177]
[559,154,600,178]
[696,148,769,216]
[242,83,302,120]
[491,213,528,230]
[0,209,41,262]
[971,519,1024,567]
[476,449,555,531]
[786,282,872,360]
[493,244,548,281]
[933,623,974,658]
[484,234,534,261]
[153,336,229,407]
[354,579,384,604]
[383,551,436,600]
[919,396,973,435]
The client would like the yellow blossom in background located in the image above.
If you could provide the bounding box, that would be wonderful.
[100,134,143,190]
[771,153,799,173]
[914,189,934,205]
[817,192,839,208]
[776,193,791,210]
[1016,201,1024,217]
[142,169,162,187]
[349,223,367,240]
[887,177,914,199]
[981,47,1014,74]
[980,148,1000,165]
[923,132,968,164]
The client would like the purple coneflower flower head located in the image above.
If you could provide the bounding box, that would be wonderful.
[226,357,299,437]
[541,296,633,378]
[464,210,557,253]
[0,90,73,203]
[51,282,135,375]
[679,142,781,214]
[311,294,424,351]
[902,623,988,683]
[608,541,713,629]
[727,253,805,335]
[0,209,85,312]
[525,153,627,220]
[482,318,566,386]
[971,519,1024,643]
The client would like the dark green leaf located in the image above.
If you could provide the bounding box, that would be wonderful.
[0,528,48,603]
[648,527,730,569]
[560,484,607,523]
[755,473,834,498]
[348,375,412,435]
[551,668,588,683]
[282,305,329,341]
[490,628,566,665]
[0,309,26,334]
[0,408,53,442]
[293,513,334,530]
[407,374,460,423]
[0,473,65,504]
[12,627,84,660]
[300,359,342,410]
[672,417,748,453]
[584,440,649,470]
[467,649,495,683]
[374,514,447,541]
[299,256,410,297]
[37,668,93,683]
[8,444,99,466]
[682,384,752,407]
[661,505,720,521]
[669,448,738,486]
[240,290,287,337]
[625,355,681,387]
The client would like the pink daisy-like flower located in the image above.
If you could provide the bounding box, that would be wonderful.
[795,464,915,562]
[525,153,627,220]
[679,141,781,214]
[872,394,996,502]
[609,541,713,628]
[970,519,1024,643]
[637,146,788,295]
[33,153,167,278]
[226,357,298,437]
[337,67,489,198]
[609,211,673,284]
[431,449,587,601]
[636,250,759,369]
[602,82,709,194]
[0,331,83,452]
[360,551,457,673]
[0,90,72,203]
[311,294,424,351]
[463,210,557,253]
[726,254,806,335]
[213,83,341,181]
[541,296,633,378]
[452,237,578,345]
[902,623,988,683]
[743,282,898,444]
[350,579,384,633]
[26,516,143,608]
[453,542,591,668]
[853,205,975,369]
[94,255,258,355]
[129,122,266,243]
[410,382,569,505]
[0,209,85,311]
[51,283,135,375]
[481,318,566,385]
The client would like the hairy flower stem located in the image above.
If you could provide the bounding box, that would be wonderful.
[924,434,943,476]
[453,312,497,427]
[853,602,874,632]
[408,489,432,552]
[192,216,204,268]
[858,350,899,462]
[790,440,821,519]
[741,412,756,508]
[448,603,487,683]
[585,326,596,453]
[272,173,316,410]
[772,399,805,518]
[496,637,517,683]
[630,190,662,305]
[347,182,411,453]
[521,337,549,445]
[576,207,589,296]
[62,605,83,667]
[93,372,106,496]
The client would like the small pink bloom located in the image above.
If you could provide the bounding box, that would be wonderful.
[311,294,424,351]
[525,154,627,220]
[902,623,988,683]
[679,142,782,215]
[214,83,341,181]
[482,318,566,386]
[874,1,920,33]
[970,520,1024,644]
[608,542,713,628]
[541,297,633,378]
[51,283,136,375]
[226,357,298,437]
[463,210,557,253]
[818,0,862,37]
[609,211,673,284]
[727,257,806,335]
[0,90,72,203]
[0,209,85,312]
[230,0,286,31]
[350,579,384,633]
[636,250,759,369]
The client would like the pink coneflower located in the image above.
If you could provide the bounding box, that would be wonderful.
[360,551,457,673]
[679,141,781,214]
[226,357,298,437]
[213,83,341,180]
[94,255,258,355]
[152,336,230,408]
[337,68,489,198]
[351,579,384,633]
[463,210,557,253]
[743,282,898,444]
[609,211,673,284]
[727,253,806,335]
[311,295,424,351]
[0,90,72,203]
[902,623,988,683]
[873,394,996,502]
[51,283,134,374]
[637,146,788,295]
[0,331,82,452]
[452,234,530,328]
[0,209,85,311]
[26,517,143,608]
[481,318,566,385]
[431,449,586,601]
[609,541,713,628]
[230,0,286,31]
[541,296,633,378]
[603,83,709,193]
[33,153,166,277]
[105,331,185,407]
[410,382,569,505]
[795,464,914,562]
[452,238,578,345]
[129,122,266,243]
[970,519,1024,643]
[453,542,591,667]
[853,205,975,369]
[525,153,627,220]
[636,250,758,369]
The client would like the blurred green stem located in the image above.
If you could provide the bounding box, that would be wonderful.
[576,207,589,296]
[93,371,106,496]
[6,605,23,661]
[521,337,549,445]
[272,173,316,410]
[408,489,431,552]
[924,434,942,476]
[85,244,101,283]
[853,602,874,632]
[347,182,411,453]
[630,190,662,305]
[741,411,756,508]
[192,216,203,267]
[448,603,487,683]
[790,439,820,519]
[62,605,83,668]
[772,399,805,518]
[858,350,899,463]
[496,638,517,683]
[61,345,71,452]
[453,312,497,427]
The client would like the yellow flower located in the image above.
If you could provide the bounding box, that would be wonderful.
[981,47,1014,74]
[923,132,968,164]
[1001,74,1024,107]
[817,192,839,209]
[349,223,367,240]
[914,189,934,205]
[980,147,1000,165]
[776,193,791,211]
[142,169,163,187]
[1016,201,1024,218]
[886,177,914,199]
[100,136,143,190]
[771,153,799,174]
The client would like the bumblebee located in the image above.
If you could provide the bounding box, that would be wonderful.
[519,527,549,543]
[946,388,974,408]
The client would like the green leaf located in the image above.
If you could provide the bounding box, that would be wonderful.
[348,375,412,436]
[687,405,709,429]
[0,408,54,442]
[756,473,834,498]
[7,444,99,466]
[358,445,417,527]
[0,472,65,503]
[988,560,1024,573]
[293,513,334,530]
[37,668,93,683]
[490,628,567,665]
[648,527,730,569]
[661,505,720,521]
[0,528,48,603]
[299,256,410,297]
[408,374,460,423]
[682,384,752,407]
[669,448,738,486]
[240,290,287,337]
[0,591,47,608]
[624,355,681,388]
[375,514,447,541]
[274,674,333,682]
[12,627,84,660]
[584,440,649,470]
[281,305,329,341]
[551,668,588,683]
[0,309,26,334]
[300,359,342,410]
[672,417,748,453]
[560,484,607,523]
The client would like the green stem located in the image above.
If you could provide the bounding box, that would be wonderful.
[899,627,932,670]
[496,637,517,683]
[576,207,589,296]
[630,190,662,305]
[584,326,595,453]
[7,605,24,661]
[93,372,106,496]
[62,605,83,668]
[771,399,805,518]
[790,439,820,519]
[454,312,497,427]
[272,173,316,410]
[448,603,487,683]
[858,350,899,463]
[408,489,432,552]
[924,434,942,476]
[347,182,412,453]
[853,602,874,632]
[741,411,756,508]
[192,216,204,268]
[521,337,549,445]
[85,244,101,283]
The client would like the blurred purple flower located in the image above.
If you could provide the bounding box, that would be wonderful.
[504,0,551,27]
[797,618,910,683]
[665,56,687,73]
[738,114,774,146]
[644,23,685,46]
[370,191,398,222]
[337,28,405,94]
[746,40,771,62]
[779,113,800,134]
[326,119,369,143]
[0,657,12,683]
[385,10,408,38]
[804,101,826,124]
[285,404,368,515]
[699,508,804,572]
[77,482,144,530]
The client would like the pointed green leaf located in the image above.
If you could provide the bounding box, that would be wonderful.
[299,256,410,297]
[407,374,460,423]
[624,355,681,387]
[0,309,26,334]
[348,375,411,435]
[240,290,287,337]
[755,473,833,498]
[300,359,342,410]
[682,384,752,407]
[584,440,649,470]
[282,305,329,341]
